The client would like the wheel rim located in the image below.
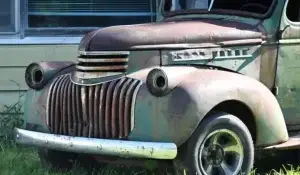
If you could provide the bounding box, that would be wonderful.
[199,129,244,175]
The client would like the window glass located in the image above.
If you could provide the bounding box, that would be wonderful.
[28,0,156,28]
[0,1,16,32]
[164,0,274,16]
[286,0,300,22]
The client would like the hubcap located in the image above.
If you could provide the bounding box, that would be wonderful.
[199,129,244,175]
[205,145,224,166]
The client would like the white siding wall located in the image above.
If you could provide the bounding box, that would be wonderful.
[0,45,78,114]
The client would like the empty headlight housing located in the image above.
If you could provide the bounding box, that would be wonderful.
[25,63,44,90]
[25,61,75,90]
[146,68,169,97]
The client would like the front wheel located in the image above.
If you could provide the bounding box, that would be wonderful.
[176,112,254,175]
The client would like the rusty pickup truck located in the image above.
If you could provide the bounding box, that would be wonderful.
[14,0,300,174]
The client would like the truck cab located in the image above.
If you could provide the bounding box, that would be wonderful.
[14,0,300,174]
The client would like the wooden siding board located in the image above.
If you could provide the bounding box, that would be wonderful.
[0,45,78,67]
[0,44,79,113]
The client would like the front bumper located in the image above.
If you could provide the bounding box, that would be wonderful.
[14,128,177,160]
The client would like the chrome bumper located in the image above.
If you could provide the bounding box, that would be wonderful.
[14,128,177,160]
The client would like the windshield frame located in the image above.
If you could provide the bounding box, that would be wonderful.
[161,0,278,19]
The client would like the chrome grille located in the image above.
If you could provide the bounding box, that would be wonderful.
[47,74,142,139]
[76,51,129,73]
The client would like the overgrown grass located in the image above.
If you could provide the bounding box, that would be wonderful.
[1,97,300,174]
[0,142,300,175]
[0,141,174,175]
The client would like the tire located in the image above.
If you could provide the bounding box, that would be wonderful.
[38,149,80,171]
[176,112,254,175]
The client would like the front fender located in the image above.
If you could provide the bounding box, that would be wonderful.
[23,64,75,133]
[128,67,288,147]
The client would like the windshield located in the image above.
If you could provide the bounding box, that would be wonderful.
[163,0,274,17]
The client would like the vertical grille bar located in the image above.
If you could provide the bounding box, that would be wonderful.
[88,86,94,137]
[71,83,77,136]
[105,81,118,138]
[76,85,83,136]
[67,81,72,135]
[94,85,100,138]
[124,80,139,135]
[48,75,141,139]
[48,76,63,132]
[81,87,88,137]
[62,77,69,135]
[55,76,68,134]
[99,83,108,138]
[112,78,126,138]
[118,79,132,138]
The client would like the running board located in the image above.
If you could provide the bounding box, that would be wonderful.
[264,136,300,150]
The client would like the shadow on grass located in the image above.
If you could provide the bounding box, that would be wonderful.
[1,140,300,175]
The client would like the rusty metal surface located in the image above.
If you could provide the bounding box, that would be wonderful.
[79,19,263,52]
[23,62,77,135]
[275,0,300,130]
[75,51,129,76]
[76,65,128,71]
[128,67,288,147]
[263,136,300,150]
[71,51,132,85]
[70,72,124,86]
[78,51,130,56]
[130,38,263,50]
[161,45,262,83]
[47,75,142,139]
[112,79,125,138]
[119,79,133,138]
[259,45,278,89]
[38,61,75,74]
[25,61,75,90]
[15,128,178,160]
[127,51,161,74]
[77,58,128,63]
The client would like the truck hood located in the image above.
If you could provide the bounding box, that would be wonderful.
[79,19,264,51]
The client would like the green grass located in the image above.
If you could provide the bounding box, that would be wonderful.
[0,141,172,175]
[0,141,299,175]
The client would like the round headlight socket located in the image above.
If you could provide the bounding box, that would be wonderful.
[32,69,43,84]
[25,63,45,90]
[146,68,168,97]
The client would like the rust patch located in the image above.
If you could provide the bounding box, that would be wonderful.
[119,79,133,138]
[112,78,126,138]
[47,75,141,140]
[85,19,263,51]
[105,81,118,138]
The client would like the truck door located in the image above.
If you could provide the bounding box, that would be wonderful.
[277,0,300,130]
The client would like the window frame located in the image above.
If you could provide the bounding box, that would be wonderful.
[161,0,278,20]
[0,0,157,44]
[279,0,300,40]
[284,0,300,26]
[0,0,21,35]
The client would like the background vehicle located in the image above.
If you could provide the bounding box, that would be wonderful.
[14,0,300,174]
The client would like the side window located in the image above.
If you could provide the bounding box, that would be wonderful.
[0,1,16,33]
[286,0,300,22]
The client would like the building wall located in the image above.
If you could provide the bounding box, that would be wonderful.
[0,0,161,114]
[0,45,78,114]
